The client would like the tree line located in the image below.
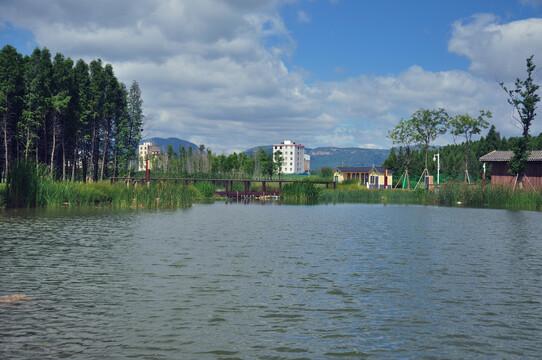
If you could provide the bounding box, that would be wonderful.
[384,55,539,188]
[0,45,144,182]
[148,146,281,178]
[383,124,542,185]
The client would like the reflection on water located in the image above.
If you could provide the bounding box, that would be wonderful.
[1,203,542,359]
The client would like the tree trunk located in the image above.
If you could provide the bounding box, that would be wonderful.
[50,123,56,173]
[113,146,118,177]
[82,155,88,183]
[100,131,109,181]
[90,118,97,182]
[71,138,78,182]
[3,114,9,182]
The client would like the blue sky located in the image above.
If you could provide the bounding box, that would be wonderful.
[1,0,542,153]
[279,0,542,79]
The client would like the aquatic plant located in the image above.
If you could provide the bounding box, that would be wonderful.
[282,181,322,201]
[196,181,215,198]
[6,159,48,207]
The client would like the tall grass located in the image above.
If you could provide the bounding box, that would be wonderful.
[282,181,323,201]
[436,180,542,210]
[5,160,195,209]
[39,181,195,209]
[0,183,6,208]
[6,159,47,207]
[319,188,433,204]
[320,180,542,211]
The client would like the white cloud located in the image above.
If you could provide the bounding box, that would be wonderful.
[297,10,310,23]
[0,2,540,153]
[448,14,542,81]
[520,0,542,7]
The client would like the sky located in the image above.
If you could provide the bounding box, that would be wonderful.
[1,0,542,154]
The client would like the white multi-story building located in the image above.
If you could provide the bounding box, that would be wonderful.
[138,142,161,170]
[273,140,305,174]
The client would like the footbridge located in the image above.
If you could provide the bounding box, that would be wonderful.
[110,177,336,199]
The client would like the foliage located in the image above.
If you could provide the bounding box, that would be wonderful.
[273,149,284,177]
[387,117,416,188]
[281,181,322,201]
[500,55,540,177]
[6,159,47,207]
[319,166,334,177]
[196,181,215,198]
[0,45,144,183]
[320,183,542,211]
[447,110,492,181]
[384,122,542,184]
[410,108,448,169]
[0,183,5,207]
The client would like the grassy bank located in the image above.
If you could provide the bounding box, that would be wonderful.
[320,181,542,211]
[3,160,200,209]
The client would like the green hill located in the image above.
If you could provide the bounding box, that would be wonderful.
[244,145,390,170]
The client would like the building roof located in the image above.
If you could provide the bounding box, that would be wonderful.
[479,150,542,162]
[335,166,393,174]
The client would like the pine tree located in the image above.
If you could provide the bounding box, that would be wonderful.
[0,45,24,181]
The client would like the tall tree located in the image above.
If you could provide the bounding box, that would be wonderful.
[89,59,106,181]
[448,110,491,182]
[410,108,448,171]
[50,53,73,174]
[99,64,121,180]
[388,118,416,189]
[500,55,540,183]
[21,48,52,161]
[0,45,24,181]
[124,80,144,170]
[273,150,284,178]
[72,59,92,181]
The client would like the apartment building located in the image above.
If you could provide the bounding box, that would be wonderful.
[273,140,305,174]
[138,141,161,170]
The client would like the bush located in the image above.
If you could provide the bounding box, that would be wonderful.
[196,181,215,198]
[282,181,322,201]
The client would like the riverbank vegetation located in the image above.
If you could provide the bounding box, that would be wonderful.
[0,45,144,184]
[321,181,542,211]
[1,159,197,209]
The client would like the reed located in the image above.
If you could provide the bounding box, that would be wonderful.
[0,183,6,208]
[436,181,542,210]
[319,188,429,204]
[5,160,194,209]
[321,180,542,211]
[196,181,215,198]
[282,181,322,201]
[6,159,48,207]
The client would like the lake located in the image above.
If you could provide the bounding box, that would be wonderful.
[1,202,542,359]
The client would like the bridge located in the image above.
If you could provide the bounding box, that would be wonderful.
[110,177,336,198]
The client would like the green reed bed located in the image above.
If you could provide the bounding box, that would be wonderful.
[0,183,6,208]
[320,181,542,211]
[25,180,195,209]
[281,182,323,201]
[5,160,195,209]
[319,188,433,205]
[436,181,542,211]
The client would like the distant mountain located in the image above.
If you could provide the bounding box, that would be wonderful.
[140,137,199,152]
[307,147,390,170]
[244,145,390,170]
[140,138,390,170]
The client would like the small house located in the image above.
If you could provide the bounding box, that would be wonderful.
[479,150,542,189]
[334,167,393,189]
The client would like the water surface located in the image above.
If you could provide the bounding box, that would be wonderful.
[1,203,542,359]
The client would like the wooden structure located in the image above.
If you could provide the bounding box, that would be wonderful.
[479,150,542,190]
[333,167,393,189]
[110,177,335,198]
